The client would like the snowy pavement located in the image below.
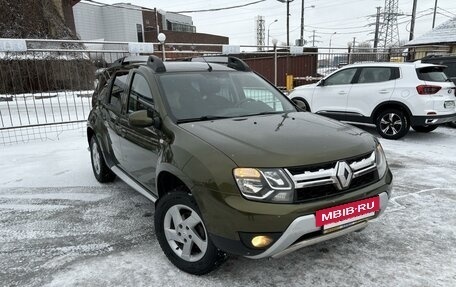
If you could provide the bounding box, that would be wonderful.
[0,126,455,286]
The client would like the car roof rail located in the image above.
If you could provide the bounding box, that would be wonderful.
[110,55,149,68]
[191,56,251,71]
[147,55,166,73]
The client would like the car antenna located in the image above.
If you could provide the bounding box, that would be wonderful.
[201,56,213,72]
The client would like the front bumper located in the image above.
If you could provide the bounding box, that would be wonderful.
[245,192,389,259]
[410,113,456,126]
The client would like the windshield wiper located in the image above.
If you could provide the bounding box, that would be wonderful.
[176,115,232,124]
[243,111,285,117]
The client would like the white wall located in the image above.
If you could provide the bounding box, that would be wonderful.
[73,3,104,40]
[73,3,143,42]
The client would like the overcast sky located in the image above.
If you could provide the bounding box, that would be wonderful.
[100,0,455,48]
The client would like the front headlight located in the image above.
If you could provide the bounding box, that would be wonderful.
[233,168,294,203]
[375,143,388,178]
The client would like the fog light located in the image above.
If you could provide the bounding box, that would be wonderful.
[251,235,273,248]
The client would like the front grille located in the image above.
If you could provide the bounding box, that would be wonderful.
[350,170,379,189]
[295,185,339,202]
[286,151,379,203]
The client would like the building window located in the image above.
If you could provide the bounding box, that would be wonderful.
[166,21,196,33]
[137,24,143,42]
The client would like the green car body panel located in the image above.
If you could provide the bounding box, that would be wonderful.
[87,56,392,259]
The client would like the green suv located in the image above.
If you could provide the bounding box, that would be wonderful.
[87,55,392,275]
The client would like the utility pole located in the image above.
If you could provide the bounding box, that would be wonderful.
[307,30,321,47]
[312,30,315,46]
[432,0,438,28]
[287,0,291,46]
[374,7,381,48]
[379,0,402,48]
[277,0,294,46]
[300,0,305,46]
[409,0,417,41]
[352,37,356,49]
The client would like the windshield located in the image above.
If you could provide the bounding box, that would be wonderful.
[158,71,296,122]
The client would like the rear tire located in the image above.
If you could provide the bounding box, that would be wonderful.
[155,190,226,275]
[448,121,456,128]
[375,109,410,140]
[412,125,438,133]
[90,136,116,183]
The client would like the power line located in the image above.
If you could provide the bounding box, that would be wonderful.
[175,0,267,13]
[81,0,267,14]
[438,7,456,17]
[305,24,368,30]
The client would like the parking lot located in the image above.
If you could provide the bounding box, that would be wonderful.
[0,125,455,287]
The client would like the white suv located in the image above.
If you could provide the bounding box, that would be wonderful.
[289,62,456,139]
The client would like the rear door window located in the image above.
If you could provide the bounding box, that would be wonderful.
[109,73,128,113]
[357,67,395,83]
[417,66,448,82]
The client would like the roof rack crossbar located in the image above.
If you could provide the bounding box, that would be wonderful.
[109,55,150,69]
[191,56,251,71]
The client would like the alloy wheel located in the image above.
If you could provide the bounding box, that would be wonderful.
[91,141,101,175]
[163,204,208,262]
[379,113,403,136]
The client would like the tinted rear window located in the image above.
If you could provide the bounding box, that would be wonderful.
[416,66,448,82]
[443,63,456,78]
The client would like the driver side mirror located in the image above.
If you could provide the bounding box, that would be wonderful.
[129,110,160,128]
[317,79,326,86]
[291,98,308,112]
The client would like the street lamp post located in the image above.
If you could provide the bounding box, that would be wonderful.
[272,38,278,86]
[277,0,294,46]
[329,32,337,53]
[267,19,278,47]
[157,33,166,61]
[329,32,336,67]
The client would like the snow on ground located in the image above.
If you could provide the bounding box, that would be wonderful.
[0,125,455,286]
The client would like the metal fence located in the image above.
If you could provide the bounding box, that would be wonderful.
[0,39,411,145]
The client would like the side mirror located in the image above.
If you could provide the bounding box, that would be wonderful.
[317,79,326,86]
[128,110,154,128]
[291,98,308,112]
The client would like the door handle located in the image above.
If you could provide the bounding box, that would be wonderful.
[379,90,389,94]
[338,91,347,95]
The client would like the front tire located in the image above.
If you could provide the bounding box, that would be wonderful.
[155,190,226,275]
[412,125,438,133]
[375,109,410,140]
[448,121,456,128]
[90,136,116,183]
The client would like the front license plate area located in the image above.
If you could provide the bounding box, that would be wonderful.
[316,196,380,231]
[322,212,375,234]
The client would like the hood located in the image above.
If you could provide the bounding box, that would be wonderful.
[294,83,317,90]
[179,112,376,167]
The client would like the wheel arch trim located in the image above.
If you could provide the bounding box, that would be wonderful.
[371,101,412,121]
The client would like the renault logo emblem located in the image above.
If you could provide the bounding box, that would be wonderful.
[334,161,353,190]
